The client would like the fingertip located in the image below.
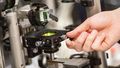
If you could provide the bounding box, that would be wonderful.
[91,39,100,50]
[66,39,71,44]
[91,33,106,51]
[92,29,98,34]
[66,30,80,38]
[91,45,99,50]
[82,48,94,52]
[66,22,89,38]
[66,32,71,37]
[92,44,103,51]
[66,40,74,49]
[75,48,82,52]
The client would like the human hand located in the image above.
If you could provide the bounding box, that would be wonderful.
[66,8,120,52]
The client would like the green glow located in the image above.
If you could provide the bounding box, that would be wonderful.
[42,32,56,37]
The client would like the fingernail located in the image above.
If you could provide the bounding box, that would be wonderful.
[91,38,99,49]
[92,30,98,35]
[93,44,99,49]
[92,33,105,49]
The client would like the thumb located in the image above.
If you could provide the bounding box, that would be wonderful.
[66,19,90,38]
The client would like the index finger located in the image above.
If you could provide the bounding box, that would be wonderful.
[66,19,90,38]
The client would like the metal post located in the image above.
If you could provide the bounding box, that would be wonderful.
[86,0,107,68]
[6,12,25,68]
[97,52,107,68]
[0,27,5,68]
[86,0,101,17]
[45,0,56,14]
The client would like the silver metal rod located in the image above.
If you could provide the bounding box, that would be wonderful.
[86,0,107,68]
[86,0,102,17]
[97,52,107,68]
[0,27,5,68]
[50,53,54,61]
[6,12,25,68]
